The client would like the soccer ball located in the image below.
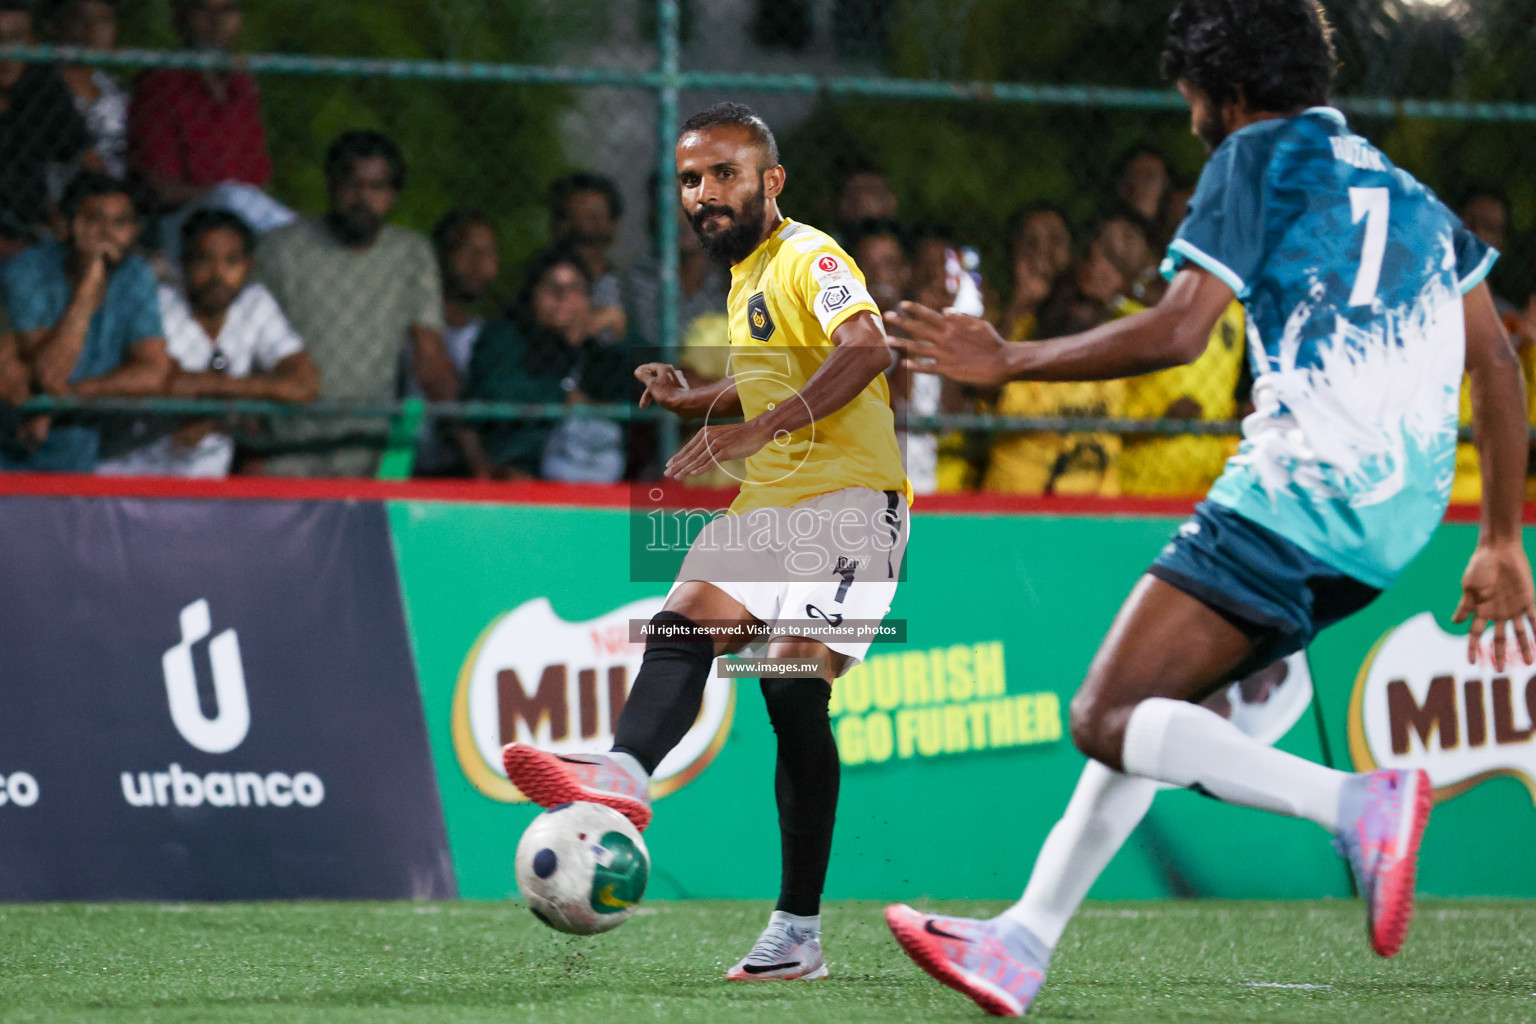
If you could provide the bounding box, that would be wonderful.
[514,802,651,935]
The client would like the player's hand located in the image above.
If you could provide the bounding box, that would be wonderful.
[635,362,697,417]
[883,302,1014,388]
[1452,539,1536,670]
[664,419,769,480]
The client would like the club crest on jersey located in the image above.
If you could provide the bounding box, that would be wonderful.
[748,292,775,341]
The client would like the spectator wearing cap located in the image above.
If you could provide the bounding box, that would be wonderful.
[97,209,318,478]
[127,0,271,214]
[255,129,455,477]
[550,172,627,344]
[0,172,170,472]
[0,0,95,254]
[43,0,128,202]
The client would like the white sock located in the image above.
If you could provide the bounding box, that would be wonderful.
[1002,760,1158,949]
[770,909,820,934]
[1121,697,1346,831]
[607,750,650,787]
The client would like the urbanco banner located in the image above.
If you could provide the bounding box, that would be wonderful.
[0,495,455,900]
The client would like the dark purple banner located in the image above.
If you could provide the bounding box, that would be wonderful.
[0,495,455,900]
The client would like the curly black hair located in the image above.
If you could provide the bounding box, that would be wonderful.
[1162,0,1338,113]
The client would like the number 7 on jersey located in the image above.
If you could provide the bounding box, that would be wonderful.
[1348,186,1389,308]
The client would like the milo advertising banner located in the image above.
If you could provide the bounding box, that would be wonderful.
[390,498,1536,902]
[0,481,1528,902]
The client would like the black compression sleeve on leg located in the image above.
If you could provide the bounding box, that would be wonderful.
[611,611,716,776]
[761,677,840,918]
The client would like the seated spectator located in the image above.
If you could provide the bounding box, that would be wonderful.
[256,130,455,477]
[412,208,500,476]
[1458,186,1508,255]
[620,179,727,347]
[550,172,626,343]
[1453,239,1536,503]
[1458,186,1513,315]
[845,217,910,315]
[96,209,318,478]
[905,222,984,493]
[0,300,25,391]
[1096,203,1161,305]
[44,0,128,203]
[998,202,1072,341]
[984,217,1138,497]
[0,313,25,453]
[459,245,634,483]
[1155,177,1195,252]
[128,0,272,214]
[0,0,95,253]
[0,172,170,472]
[1114,144,1170,224]
[834,158,899,240]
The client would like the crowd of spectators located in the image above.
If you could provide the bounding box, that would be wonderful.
[0,0,1531,497]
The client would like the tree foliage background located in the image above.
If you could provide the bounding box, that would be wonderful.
[112,0,587,284]
[98,0,1536,293]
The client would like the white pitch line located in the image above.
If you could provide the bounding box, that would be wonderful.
[1246,983,1333,991]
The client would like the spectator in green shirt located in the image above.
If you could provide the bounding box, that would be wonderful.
[459,245,635,481]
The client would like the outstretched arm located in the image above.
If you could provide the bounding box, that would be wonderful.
[884,267,1235,388]
[1454,281,1536,670]
[663,311,890,479]
[635,363,740,420]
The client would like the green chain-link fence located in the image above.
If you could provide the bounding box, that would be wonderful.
[1,0,1534,496]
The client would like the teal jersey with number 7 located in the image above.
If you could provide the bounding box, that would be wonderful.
[1160,106,1497,589]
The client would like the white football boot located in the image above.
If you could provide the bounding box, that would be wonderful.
[726,911,829,981]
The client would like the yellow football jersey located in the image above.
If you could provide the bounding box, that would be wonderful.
[723,218,908,513]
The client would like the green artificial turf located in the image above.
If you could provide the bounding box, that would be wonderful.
[0,900,1532,1023]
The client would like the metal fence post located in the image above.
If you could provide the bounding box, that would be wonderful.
[656,0,682,466]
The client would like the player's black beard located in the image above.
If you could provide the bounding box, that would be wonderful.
[1195,106,1228,153]
[692,186,767,268]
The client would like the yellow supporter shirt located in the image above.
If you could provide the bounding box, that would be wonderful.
[982,307,1132,497]
[725,218,909,513]
[1119,301,1246,496]
[1451,340,1536,503]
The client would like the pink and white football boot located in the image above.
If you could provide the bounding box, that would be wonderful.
[1334,767,1433,957]
[502,745,652,832]
[885,904,1048,1017]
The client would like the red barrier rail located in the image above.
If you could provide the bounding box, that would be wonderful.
[0,472,1510,524]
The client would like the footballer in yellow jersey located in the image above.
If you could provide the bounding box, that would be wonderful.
[503,103,909,983]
